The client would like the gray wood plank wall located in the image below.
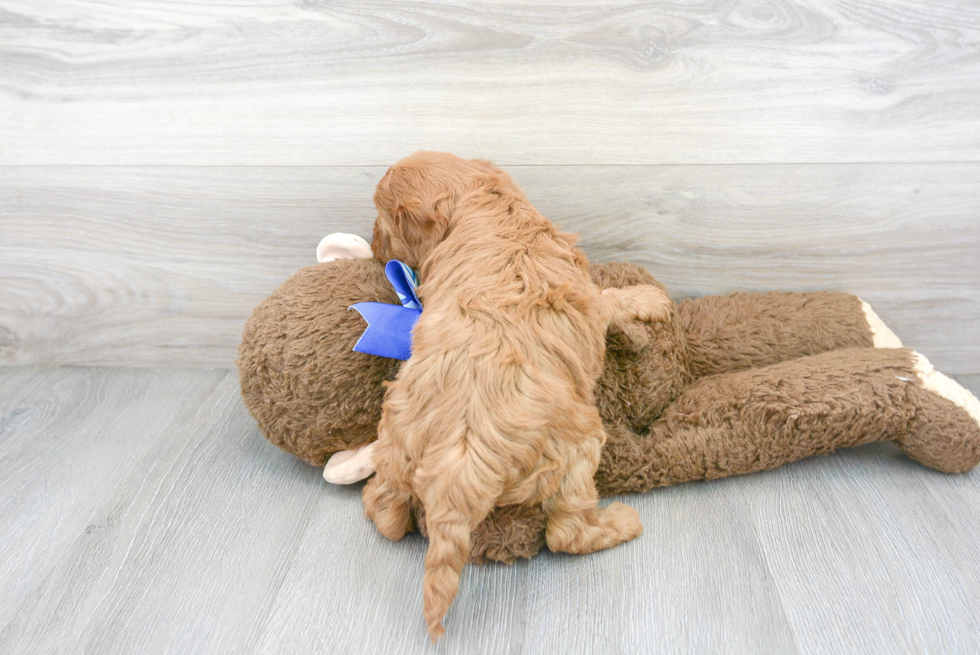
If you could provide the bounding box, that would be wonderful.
[2,0,979,371]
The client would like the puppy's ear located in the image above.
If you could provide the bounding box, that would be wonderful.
[392,203,412,225]
[401,200,449,245]
[429,194,454,230]
[371,219,394,261]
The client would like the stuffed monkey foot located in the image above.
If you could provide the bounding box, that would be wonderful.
[859,299,903,348]
[896,352,980,473]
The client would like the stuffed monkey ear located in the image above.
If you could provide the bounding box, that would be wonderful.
[316,233,373,263]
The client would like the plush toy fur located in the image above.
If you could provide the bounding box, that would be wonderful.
[238,256,980,564]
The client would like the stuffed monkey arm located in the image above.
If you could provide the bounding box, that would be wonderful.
[676,291,900,380]
[593,347,980,497]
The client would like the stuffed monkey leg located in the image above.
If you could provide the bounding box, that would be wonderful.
[457,349,980,563]
[676,291,899,380]
[595,348,980,496]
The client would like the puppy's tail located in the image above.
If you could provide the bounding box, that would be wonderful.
[420,452,499,641]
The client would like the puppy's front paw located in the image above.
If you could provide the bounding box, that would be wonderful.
[636,288,672,323]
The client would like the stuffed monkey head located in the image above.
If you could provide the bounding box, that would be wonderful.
[238,235,398,477]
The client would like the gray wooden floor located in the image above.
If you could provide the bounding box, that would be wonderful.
[1,366,978,655]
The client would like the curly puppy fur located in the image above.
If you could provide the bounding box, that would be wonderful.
[363,151,671,639]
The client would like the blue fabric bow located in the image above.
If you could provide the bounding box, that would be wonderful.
[349,260,422,361]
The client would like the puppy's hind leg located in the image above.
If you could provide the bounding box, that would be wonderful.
[543,425,643,555]
[363,474,414,541]
[600,284,672,326]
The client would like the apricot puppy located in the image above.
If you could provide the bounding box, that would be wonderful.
[362,151,671,640]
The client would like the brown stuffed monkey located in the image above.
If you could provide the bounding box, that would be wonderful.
[237,234,980,563]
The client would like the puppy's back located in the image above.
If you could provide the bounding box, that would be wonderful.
[389,191,609,637]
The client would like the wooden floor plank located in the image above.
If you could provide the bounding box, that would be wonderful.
[737,440,980,655]
[0,367,59,416]
[0,371,324,654]
[3,164,978,371]
[253,481,797,655]
[519,482,799,655]
[2,368,980,653]
[2,1,979,165]
[0,367,228,636]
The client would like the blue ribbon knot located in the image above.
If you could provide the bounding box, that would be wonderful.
[349,260,422,361]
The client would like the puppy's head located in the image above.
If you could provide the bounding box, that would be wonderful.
[372,151,512,268]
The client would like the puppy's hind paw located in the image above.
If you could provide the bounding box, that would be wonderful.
[598,502,644,544]
[363,476,414,541]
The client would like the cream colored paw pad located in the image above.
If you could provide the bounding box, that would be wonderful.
[323,442,377,484]
[860,299,903,348]
[912,352,980,428]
